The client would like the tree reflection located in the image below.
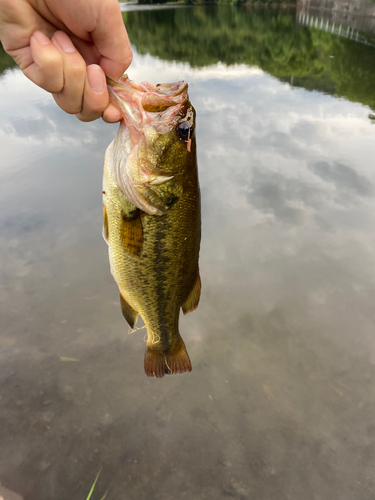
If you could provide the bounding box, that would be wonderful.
[1,7,374,113]
[125,6,375,111]
[0,42,16,75]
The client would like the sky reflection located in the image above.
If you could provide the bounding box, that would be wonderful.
[1,48,375,352]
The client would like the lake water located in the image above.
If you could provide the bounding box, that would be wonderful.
[1,5,375,500]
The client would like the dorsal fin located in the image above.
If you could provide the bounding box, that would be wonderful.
[182,271,201,315]
[102,204,109,244]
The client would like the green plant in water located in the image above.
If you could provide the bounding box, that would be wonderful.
[86,470,107,500]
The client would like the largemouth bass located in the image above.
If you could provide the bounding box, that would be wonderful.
[103,75,201,378]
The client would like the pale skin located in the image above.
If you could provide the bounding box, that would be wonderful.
[0,0,133,122]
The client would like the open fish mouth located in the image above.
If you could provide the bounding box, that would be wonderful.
[107,75,189,98]
[107,75,189,137]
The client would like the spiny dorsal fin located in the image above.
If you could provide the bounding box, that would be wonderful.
[119,293,138,328]
[103,204,109,244]
[120,208,143,257]
[182,271,201,315]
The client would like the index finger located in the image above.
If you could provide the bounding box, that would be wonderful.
[39,0,133,80]
[88,1,132,80]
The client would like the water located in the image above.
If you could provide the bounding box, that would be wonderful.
[1,6,375,500]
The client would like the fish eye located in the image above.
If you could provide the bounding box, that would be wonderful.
[177,121,194,141]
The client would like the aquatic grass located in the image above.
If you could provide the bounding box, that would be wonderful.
[86,469,107,500]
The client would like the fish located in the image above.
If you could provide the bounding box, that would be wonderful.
[103,75,201,378]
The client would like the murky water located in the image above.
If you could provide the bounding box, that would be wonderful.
[1,6,375,500]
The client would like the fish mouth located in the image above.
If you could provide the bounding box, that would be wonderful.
[107,75,191,154]
[107,75,188,110]
[107,75,189,137]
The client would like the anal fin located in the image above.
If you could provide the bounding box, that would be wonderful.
[120,293,138,328]
[182,271,201,315]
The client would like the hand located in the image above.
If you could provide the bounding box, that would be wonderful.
[0,0,132,122]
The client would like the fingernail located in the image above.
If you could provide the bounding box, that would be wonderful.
[54,31,76,54]
[32,30,51,45]
[87,65,105,93]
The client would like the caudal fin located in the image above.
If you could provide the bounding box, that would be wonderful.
[144,340,192,378]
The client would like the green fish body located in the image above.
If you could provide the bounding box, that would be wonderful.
[103,76,201,377]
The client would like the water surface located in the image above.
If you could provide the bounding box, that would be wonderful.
[1,6,375,500]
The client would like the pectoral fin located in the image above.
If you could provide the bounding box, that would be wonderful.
[120,208,143,257]
[136,178,183,216]
[182,271,201,315]
[119,293,138,328]
[137,185,170,215]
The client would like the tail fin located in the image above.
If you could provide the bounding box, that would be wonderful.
[144,339,192,378]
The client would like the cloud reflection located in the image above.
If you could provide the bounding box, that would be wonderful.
[0,69,116,159]
[309,161,374,198]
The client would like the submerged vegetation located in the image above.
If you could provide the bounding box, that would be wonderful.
[124,6,375,112]
[85,470,107,500]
